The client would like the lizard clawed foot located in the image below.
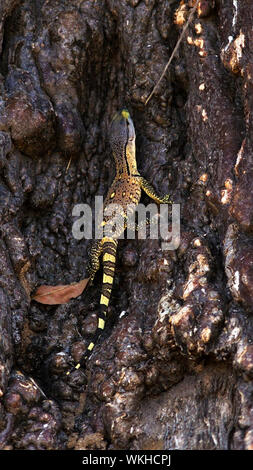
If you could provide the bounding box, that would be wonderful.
[161,194,172,204]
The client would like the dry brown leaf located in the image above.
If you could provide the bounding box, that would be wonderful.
[32,278,90,305]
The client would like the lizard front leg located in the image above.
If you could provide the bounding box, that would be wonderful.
[139,176,171,204]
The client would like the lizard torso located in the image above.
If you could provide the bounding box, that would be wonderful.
[105,175,141,210]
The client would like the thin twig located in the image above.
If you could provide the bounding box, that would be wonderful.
[145,0,200,106]
[66,156,72,172]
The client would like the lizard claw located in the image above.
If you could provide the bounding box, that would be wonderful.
[162,194,172,204]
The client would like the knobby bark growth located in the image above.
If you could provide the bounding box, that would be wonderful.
[0,0,252,450]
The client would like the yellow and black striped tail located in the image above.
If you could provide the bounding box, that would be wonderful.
[85,237,117,358]
[69,238,117,373]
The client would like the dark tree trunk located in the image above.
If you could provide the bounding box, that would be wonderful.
[0,0,252,450]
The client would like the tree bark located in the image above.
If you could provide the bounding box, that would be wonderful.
[0,0,252,450]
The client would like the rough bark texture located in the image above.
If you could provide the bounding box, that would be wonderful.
[0,0,252,450]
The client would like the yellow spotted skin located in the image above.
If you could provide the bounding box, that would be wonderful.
[72,109,171,371]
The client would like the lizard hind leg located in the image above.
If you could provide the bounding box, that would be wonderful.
[86,239,103,281]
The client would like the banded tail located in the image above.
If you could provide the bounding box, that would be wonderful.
[73,237,117,372]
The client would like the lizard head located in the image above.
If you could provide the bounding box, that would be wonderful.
[109,108,136,155]
[109,109,138,175]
